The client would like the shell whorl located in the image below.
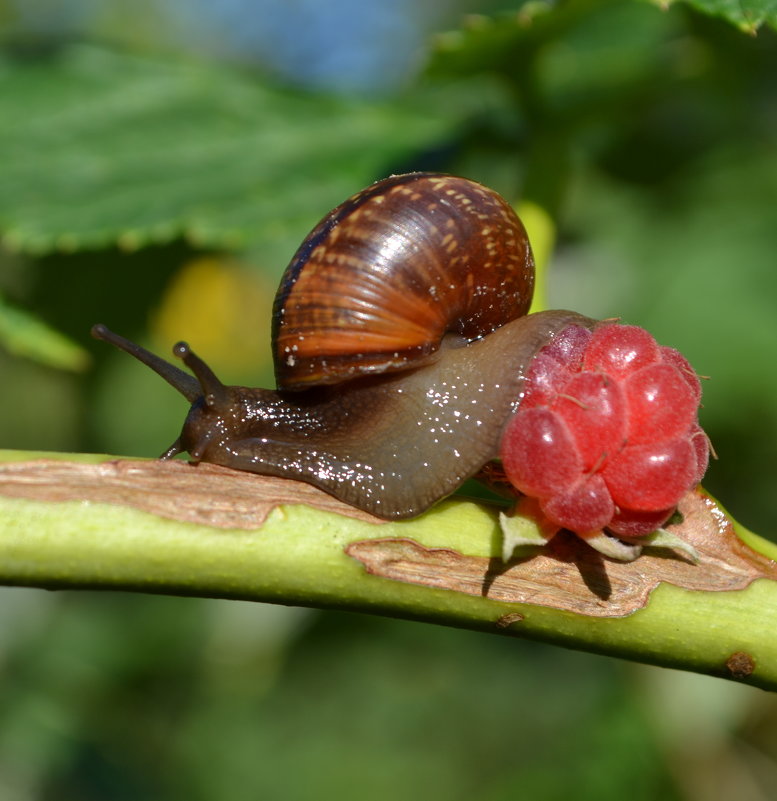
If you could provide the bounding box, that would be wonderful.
[272,173,535,389]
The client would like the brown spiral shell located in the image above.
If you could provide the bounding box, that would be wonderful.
[272,172,535,389]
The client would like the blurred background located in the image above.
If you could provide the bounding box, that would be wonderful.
[0,0,776,798]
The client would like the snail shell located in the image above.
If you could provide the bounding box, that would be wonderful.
[273,173,535,388]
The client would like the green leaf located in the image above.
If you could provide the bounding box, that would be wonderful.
[0,45,459,257]
[0,293,89,371]
[666,0,777,33]
[429,0,775,83]
[428,5,555,79]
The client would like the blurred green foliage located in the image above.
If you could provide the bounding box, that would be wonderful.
[0,1,776,799]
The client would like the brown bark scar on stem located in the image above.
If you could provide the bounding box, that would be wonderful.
[0,458,381,529]
[346,491,777,618]
[726,651,755,679]
[495,612,525,628]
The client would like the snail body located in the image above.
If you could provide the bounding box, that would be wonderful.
[93,173,593,519]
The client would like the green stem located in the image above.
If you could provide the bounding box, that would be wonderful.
[1,450,776,691]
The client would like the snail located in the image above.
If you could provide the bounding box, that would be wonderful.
[93,173,594,519]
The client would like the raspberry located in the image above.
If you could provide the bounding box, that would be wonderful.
[660,346,703,403]
[542,324,592,368]
[553,372,626,470]
[689,423,710,485]
[582,324,660,378]
[499,321,710,542]
[521,352,571,408]
[607,507,676,539]
[623,363,697,444]
[501,407,582,498]
[602,439,696,511]
[540,474,614,534]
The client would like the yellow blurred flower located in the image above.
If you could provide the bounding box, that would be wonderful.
[152,257,276,379]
